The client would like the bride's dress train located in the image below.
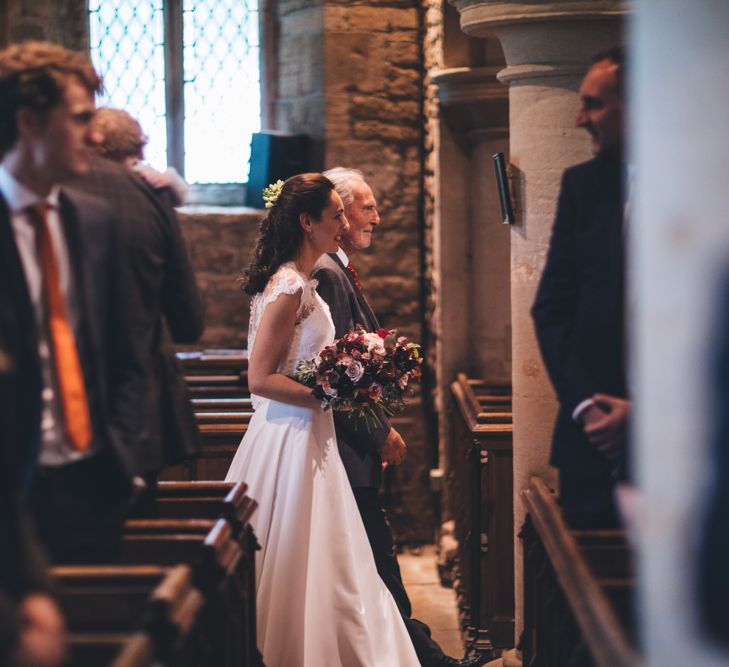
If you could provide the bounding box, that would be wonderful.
[226,264,419,667]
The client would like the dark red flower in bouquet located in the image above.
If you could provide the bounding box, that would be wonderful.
[295,325,423,431]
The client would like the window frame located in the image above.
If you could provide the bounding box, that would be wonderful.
[88,0,275,205]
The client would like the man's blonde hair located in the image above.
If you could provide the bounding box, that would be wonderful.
[92,107,148,162]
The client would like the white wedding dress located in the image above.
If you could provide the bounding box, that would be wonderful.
[225,263,419,667]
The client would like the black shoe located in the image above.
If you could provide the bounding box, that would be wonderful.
[437,654,488,667]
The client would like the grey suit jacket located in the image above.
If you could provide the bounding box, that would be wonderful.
[70,156,204,474]
[313,253,390,489]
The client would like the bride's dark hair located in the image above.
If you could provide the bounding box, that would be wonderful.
[242,173,335,295]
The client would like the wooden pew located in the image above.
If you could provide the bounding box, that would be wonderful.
[521,476,641,667]
[52,564,207,667]
[178,350,249,399]
[160,351,250,481]
[448,373,514,657]
[118,517,259,666]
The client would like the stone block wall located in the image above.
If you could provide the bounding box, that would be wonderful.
[275,0,327,168]
[177,207,264,350]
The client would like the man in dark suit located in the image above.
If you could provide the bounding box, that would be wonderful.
[315,168,485,667]
[0,41,143,563]
[71,152,204,500]
[0,348,66,667]
[531,47,629,528]
[699,276,729,647]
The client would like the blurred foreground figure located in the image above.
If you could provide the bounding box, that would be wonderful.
[1,355,65,667]
[699,277,729,648]
[72,108,205,510]
[92,106,189,206]
[532,47,629,528]
[0,40,143,563]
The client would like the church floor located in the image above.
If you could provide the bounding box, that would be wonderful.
[399,544,464,658]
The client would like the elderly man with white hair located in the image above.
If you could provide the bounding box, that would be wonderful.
[314,168,487,667]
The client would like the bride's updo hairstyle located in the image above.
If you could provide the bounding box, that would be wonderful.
[242,173,335,295]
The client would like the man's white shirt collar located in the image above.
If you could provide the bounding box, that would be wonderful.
[336,247,349,266]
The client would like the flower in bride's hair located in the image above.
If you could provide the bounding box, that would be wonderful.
[262,179,285,209]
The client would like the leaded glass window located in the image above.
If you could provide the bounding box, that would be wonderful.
[89,0,260,185]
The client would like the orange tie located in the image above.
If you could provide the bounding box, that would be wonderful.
[29,203,92,451]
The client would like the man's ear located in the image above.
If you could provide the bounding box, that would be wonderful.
[299,212,313,234]
[15,106,42,138]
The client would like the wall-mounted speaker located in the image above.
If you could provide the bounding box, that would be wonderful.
[245,131,310,209]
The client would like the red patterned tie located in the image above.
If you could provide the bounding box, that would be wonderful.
[346,262,363,292]
[29,203,92,452]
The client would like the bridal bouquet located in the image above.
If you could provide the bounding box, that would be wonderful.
[295,326,423,430]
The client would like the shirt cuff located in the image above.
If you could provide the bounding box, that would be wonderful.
[572,398,595,422]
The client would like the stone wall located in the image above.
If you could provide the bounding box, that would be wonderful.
[177,207,264,349]
[422,0,444,507]
[275,0,326,168]
[0,0,87,50]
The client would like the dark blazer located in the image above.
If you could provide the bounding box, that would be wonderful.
[699,274,729,646]
[0,188,144,481]
[531,155,626,475]
[0,352,52,663]
[314,253,390,489]
[70,157,204,474]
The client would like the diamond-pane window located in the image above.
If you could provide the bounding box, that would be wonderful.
[183,0,260,183]
[89,0,167,172]
[89,0,260,185]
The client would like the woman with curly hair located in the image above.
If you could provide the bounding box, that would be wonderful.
[226,173,419,666]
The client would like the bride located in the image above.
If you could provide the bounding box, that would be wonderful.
[226,173,419,666]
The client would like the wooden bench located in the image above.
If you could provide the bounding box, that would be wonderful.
[117,517,259,666]
[178,350,249,400]
[448,373,514,657]
[159,351,250,481]
[521,476,641,667]
[52,564,207,667]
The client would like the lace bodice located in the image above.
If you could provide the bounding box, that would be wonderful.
[248,262,335,383]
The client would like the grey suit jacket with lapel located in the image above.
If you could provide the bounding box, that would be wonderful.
[0,188,144,482]
[69,156,204,475]
[313,253,390,489]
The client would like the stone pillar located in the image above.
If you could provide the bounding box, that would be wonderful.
[431,66,510,479]
[635,3,729,665]
[449,0,626,644]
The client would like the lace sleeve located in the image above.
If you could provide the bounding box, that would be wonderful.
[248,265,315,355]
[262,266,307,308]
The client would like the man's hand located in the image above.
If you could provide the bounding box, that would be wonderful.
[380,427,406,468]
[15,594,66,667]
[581,393,630,460]
[135,165,172,190]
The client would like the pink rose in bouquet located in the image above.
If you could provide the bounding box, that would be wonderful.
[295,326,423,430]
